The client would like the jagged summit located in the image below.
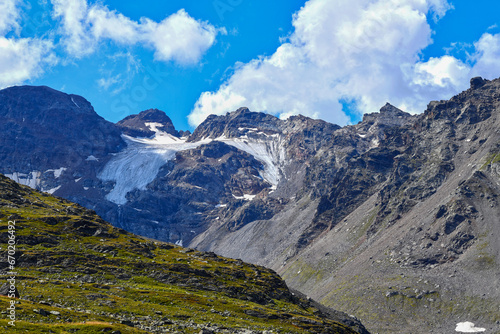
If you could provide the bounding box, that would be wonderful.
[360,102,412,124]
[117,108,180,138]
[188,107,344,143]
[188,107,282,142]
[353,102,414,141]
[230,106,252,117]
[379,102,404,114]
[424,76,500,124]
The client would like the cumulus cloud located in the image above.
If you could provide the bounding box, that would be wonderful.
[188,0,498,127]
[412,56,469,88]
[143,10,218,64]
[0,37,56,88]
[51,0,220,64]
[471,33,500,78]
[0,0,220,88]
[0,1,56,89]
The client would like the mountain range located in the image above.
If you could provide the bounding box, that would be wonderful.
[0,77,499,333]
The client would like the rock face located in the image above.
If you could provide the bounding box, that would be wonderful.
[192,78,500,334]
[0,85,124,197]
[0,86,124,170]
[1,79,500,333]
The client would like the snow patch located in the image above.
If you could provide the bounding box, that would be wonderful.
[256,131,274,137]
[175,240,183,247]
[216,204,228,208]
[144,122,175,140]
[46,167,67,178]
[98,135,210,205]
[5,172,42,189]
[214,135,285,186]
[86,155,99,161]
[45,186,61,194]
[232,193,257,201]
[71,96,80,108]
[370,138,380,149]
[455,322,486,333]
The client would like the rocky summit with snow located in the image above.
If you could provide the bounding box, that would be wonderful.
[1,77,500,333]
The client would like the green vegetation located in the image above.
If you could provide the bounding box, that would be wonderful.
[0,175,357,333]
[480,152,500,170]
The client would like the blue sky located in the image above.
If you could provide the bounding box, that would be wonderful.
[1,0,500,131]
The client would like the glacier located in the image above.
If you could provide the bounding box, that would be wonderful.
[99,123,285,205]
[98,131,210,205]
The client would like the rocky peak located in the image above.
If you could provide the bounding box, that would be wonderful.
[188,108,282,142]
[285,114,341,132]
[424,77,500,124]
[354,103,414,138]
[362,103,412,124]
[0,85,96,119]
[230,106,252,118]
[380,102,404,114]
[116,108,179,138]
[470,76,488,90]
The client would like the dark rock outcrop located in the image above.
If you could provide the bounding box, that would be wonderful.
[0,283,19,298]
[0,85,124,173]
[116,108,179,138]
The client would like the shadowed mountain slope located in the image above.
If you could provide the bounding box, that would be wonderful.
[0,174,368,334]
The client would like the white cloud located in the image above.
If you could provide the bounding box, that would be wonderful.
[0,0,219,89]
[0,37,56,88]
[51,0,220,64]
[0,0,56,89]
[51,0,92,56]
[143,9,219,65]
[97,75,121,91]
[87,5,140,44]
[471,33,500,78]
[190,0,490,127]
[412,56,469,88]
[0,0,22,35]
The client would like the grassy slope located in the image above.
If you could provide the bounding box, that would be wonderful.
[0,174,358,334]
